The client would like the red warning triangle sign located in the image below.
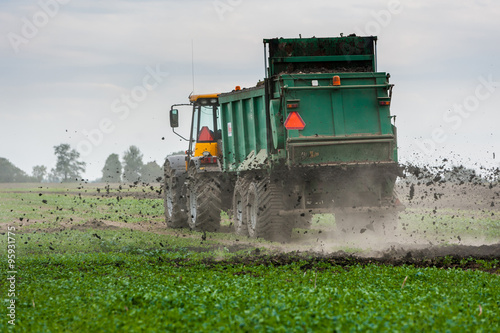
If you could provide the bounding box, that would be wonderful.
[198,126,214,141]
[284,111,306,130]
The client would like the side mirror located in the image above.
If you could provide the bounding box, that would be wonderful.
[170,109,179,128]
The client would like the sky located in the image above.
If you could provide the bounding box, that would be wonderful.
[1,0,499,180]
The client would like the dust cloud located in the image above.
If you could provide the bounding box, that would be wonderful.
[280,163,500,258]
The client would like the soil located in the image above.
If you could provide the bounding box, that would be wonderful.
[153,246,500,275]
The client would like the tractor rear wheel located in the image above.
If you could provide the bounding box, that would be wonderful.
[186,168,222,232]
[164,161,188,228]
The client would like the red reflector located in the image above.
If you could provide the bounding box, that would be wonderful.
[284,111,306,130]
[198,126,214,141]
[379,101,390,106]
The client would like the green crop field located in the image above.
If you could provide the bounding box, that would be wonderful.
[1,183,499,332]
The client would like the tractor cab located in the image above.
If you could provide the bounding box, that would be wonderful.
[169,93,220,168]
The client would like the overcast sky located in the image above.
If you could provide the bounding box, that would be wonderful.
[1,0,499,180]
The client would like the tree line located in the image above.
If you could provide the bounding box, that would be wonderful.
[101,145,163,183]
[0,144,164,183]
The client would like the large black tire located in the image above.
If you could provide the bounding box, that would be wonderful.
[232,177,250,236]
[186,168,222,232]
[246,176,292,242]
[164,161,188,228]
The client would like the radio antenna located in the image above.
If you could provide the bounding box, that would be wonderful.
[191,39,195,94]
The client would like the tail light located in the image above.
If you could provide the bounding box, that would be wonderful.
[378,97,391,106]
[200,156,217,164]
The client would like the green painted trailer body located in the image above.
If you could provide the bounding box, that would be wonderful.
[219,86,267,172]
[219,36,397,172]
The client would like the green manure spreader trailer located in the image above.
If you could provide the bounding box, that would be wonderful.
[165,35,403,242]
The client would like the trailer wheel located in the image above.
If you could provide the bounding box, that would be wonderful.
[247,177,291,242]
[164,161,188,228]
[232,178,249,236]
[186,168,221,232]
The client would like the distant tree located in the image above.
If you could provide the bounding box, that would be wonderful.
[102,153,122,183]
[53,144,86,182]
[167,150,185,157]
[141,161,163,183]
[122,146,143,183]
[0,158,33,182]
[47,169,60,183]
[32,165,47,182]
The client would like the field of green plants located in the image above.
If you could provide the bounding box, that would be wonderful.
[1,183,499,332]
